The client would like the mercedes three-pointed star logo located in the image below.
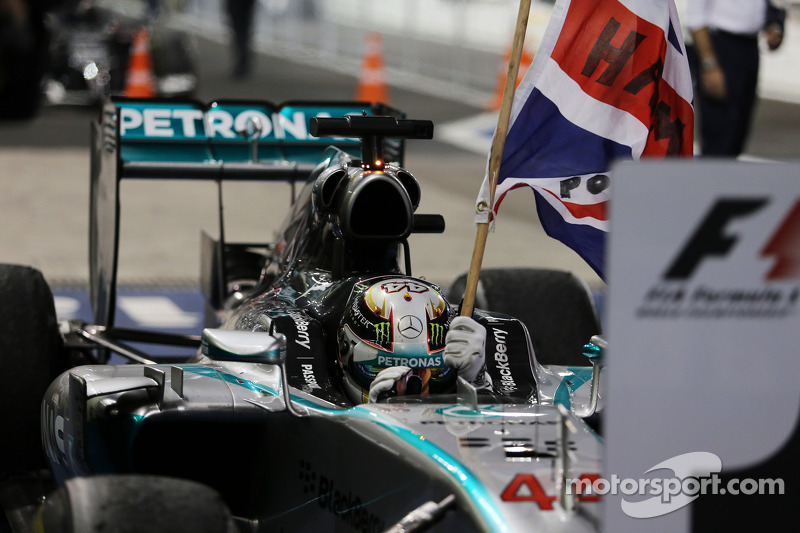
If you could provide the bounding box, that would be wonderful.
[397,315,424,339]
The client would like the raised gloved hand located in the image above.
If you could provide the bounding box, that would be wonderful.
[443,316,486,382]
[368,365,412,403]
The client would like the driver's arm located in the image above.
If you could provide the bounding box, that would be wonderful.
[368,366,412,403]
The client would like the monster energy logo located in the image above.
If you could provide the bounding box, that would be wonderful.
[430,324,444,345]
[375,322,391,344]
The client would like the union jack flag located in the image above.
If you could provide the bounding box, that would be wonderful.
[476,0,694,279]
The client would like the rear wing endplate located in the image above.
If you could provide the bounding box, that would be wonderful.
[89,97,404,327]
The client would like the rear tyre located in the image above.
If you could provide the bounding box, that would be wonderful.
[449,268,601,366]
[36,475,235,533]
[0,265,63,474]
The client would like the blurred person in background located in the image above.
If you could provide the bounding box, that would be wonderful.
[225,0,256,80]
[685,0,787,157]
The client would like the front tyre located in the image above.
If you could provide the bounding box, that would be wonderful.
[36,475,235,533]
[0,264,63,474]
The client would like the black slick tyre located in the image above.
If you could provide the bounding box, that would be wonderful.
[0,264,63,474]
[36,475,235,533]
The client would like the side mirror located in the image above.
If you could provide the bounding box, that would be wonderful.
[201,329,304,417]
[578,335,606,417]
[201,329,286,365]
[582,334,606,362]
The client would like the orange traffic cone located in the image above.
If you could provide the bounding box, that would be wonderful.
[124,27,156,98]
[487,43,534,110]
[357,32,389,104]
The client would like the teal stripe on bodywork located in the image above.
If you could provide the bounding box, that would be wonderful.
[86,414,146,473]
[366,418,508,532]
[553,367,593,410]
[184,367,509,532]
[184,365,276,395]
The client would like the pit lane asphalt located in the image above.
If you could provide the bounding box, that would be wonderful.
[1,32,799,311]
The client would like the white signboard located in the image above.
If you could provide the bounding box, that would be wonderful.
[602,160,799,532]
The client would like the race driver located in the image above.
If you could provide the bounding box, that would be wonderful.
[337,276,488,403]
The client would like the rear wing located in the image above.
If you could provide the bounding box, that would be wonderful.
[90,97,404,328]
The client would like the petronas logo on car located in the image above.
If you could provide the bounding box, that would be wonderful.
[375,322,391,344]
[429,324,444,345]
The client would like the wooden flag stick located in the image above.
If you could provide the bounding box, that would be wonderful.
[460,0,532,317]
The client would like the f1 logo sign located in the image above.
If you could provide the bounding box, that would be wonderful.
[762,200,800,280]
[664,198,800,281]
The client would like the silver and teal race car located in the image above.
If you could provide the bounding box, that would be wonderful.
[0,97,604,532]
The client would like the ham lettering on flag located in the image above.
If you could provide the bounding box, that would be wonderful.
[476,0,694,279]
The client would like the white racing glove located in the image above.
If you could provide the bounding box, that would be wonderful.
[368,365,412,403]
[443,316,486,382]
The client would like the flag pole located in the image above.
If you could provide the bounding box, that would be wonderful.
[460,0,532,317]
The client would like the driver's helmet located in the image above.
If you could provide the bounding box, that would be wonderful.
[338,276,455,403]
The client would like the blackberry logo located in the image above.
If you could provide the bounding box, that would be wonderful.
[299,460,317,494]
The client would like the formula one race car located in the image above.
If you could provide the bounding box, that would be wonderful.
[43,4,197,105]
[0,97,604,532]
